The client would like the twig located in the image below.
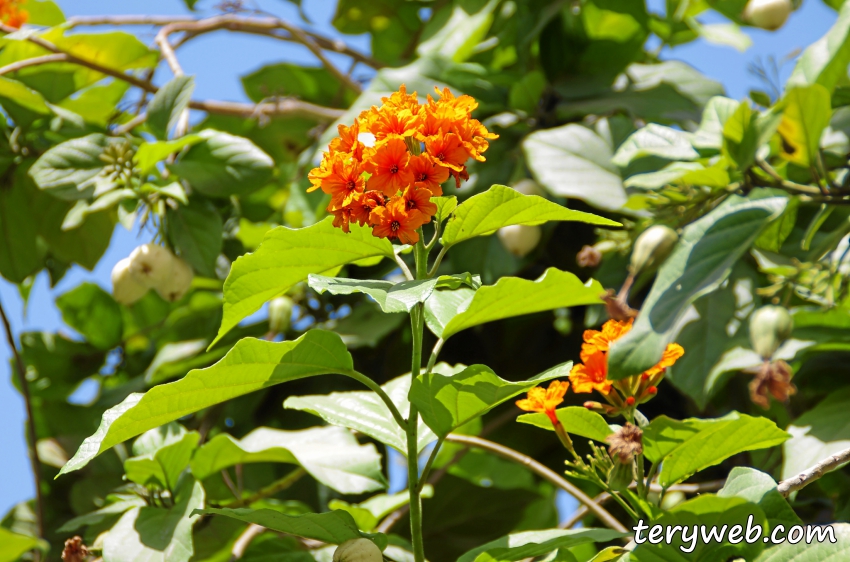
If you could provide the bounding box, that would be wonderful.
[230,524,265,561]
[427,246,448,277]
[0,53,69,75]
[0,300,44,550]
[444,434,629,533]
[222,467,306,508]
[394,253,415,281]
[755,157,823,195]
[221,469,241,501]
[777,446,850,497]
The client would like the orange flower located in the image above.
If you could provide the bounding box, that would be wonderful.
[425,132,469,172]
[320,154,365,208]
[0,0,28,28]
[364,138,414,196]
[642,343,685,379]
[409,153,449,196]
[362,107,418,142]
[370,197,425,244]
[570,351,613,395]
[401,185,437,222]
[350,191,385,227]
[516,380,570,425]
[455,118,498,162]
[432,86,478,117]
[330,205,354,233]
[328,120,364,161]
[381,84,420,113]
[581,319,634,360]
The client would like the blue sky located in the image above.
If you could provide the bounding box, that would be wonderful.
[0,0,838,518]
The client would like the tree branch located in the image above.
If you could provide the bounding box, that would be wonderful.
[0,53,69,75]
[0,299,44,551]
[444,434,629,533]
[230,524,265,561]
[777,446,850,497]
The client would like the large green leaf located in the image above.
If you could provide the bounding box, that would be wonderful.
[57,496,147,533]
[124,430,200,492]
[523,124,626,212]
[0,176,40,283]
[777,84,832,167]
[611,124,699,167]
[169,129,274,198]
[0,76,51,127]
[431,268,605,339]
[56,282,123,350]
[517,406,614,443]
[416,0,498,62]
[28,133,117,200]
[166,197,223,278]
[410,362,571,438]
[691,96,741,150]
[718,467,801,530]
[607,195,787,380]
[285,373,437,453]
[147,75,195,140]
[0,528,44,562]
[190,426,386,494]
[194,508,377,545]
[214,217,394,346]
[441,184,619,249]
[755,523,850,561]
[103,478,204,562]
[782,387,850,480]
[787,0,850,93]
[456,528,627,562]
[58,330,354,476]
[642,413,789,487]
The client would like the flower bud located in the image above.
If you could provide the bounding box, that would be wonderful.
[749,305,793,360]
[607,457,634,492]
[629,225,678,275]
[332,538,383,562]
[268,296,294,334]
[155,256,193,303]
[111,257,149,305]
[498,224,541,257]
[743,0,791,30]
[128,243,174,288]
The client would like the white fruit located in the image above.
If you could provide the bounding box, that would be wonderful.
[268,296,294,334]
[333,538,383,562]
[128,243,175,288]
[155,256,193,303]
[629,225,678,275]
[111,257,149,305]
[743,0,791,31]
[498,224,542,257]
[512,178,542,196]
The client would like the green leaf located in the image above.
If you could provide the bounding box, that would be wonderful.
[722,102,760,169]
[57,496,147,533]
[285,373,437,453]
[718,467,802,530]
[147,75,195,140]
[0,528,45,562]
[135,135,203,174]
[606,195,787,380]
[103,478,204,562]
[755,523,850,561]
[611,124,699,167]
[441,184,619,249]
[124,430,200,492]
[214,217,394,346]
[456,528,627,562]
[509,71,547,113]
[241,63,354,107]
[329,487,433,532]
[56,282,123,350]
[687,20,752,52]
[417,0,498,62]
[33,192,115,270]
[166,197,222,277]
[523,124,626,212]
[755,197,799,252]
[782,387,850,481]
[26,0,65,25]
[144,340,209,384]
[643,413,789,487]
[194,508,377,545]
[410,362,571,438]
[692,96,741,150]
[0,76,51,127]
[433,196,458,223]
[423,286,476,337]
[788,0,850,93]
[433,268,605,340]
[517,406,614,443]
[29,133,117,200]
[58,330,354,476]
[190,426,386,494]
[0,176,41,283]
[169,129,274,198]
[332,302,407,349]
[777,84,832,167]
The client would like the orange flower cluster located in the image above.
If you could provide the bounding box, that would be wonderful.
[309,85,497,244]
[516,380,570,425]
[570,319,683,414]
[0,0,27,28]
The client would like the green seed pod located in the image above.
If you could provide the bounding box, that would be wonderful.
[629,225,678,275]
[268,296,294,334]
[332,538,383,562]
[749,305,793,359]
[607,458,634,492]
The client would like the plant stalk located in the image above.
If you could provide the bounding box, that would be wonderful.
[407,303,426,562]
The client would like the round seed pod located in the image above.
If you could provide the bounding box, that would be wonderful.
[268,296,294,334]
[749,305,793,359]
[332,538,383,562]
[155,256,193,303]
[111,257,149,305]
[743,0,791,30]
[629,225,678,275]
[498,224,542,257]
[128,243,175,288]
[512,178,543,196]
[607,458,634,492]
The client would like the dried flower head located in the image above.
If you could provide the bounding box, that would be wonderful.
[747,359,796,409]
[62,536,89,562]
[577,245,602,268]
[605,422,643,463]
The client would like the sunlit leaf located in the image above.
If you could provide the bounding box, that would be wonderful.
[456,528,627,562]
[777,84,832,167]
[517,406,614,443]
[147,75,195,140]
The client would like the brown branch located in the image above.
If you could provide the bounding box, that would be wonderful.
[444,434,629,533]
[0,299,44,554]
[755,157,823,195]
[0,53,69,75]
[65,14,383,69]
[777,446,850,497]
[230,524,265,561]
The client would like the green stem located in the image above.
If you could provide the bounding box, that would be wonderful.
[428,245,448,278]
[407,302,426,562]
[425,338,444,374]
[417,437,444,493]
[344,370,407,431]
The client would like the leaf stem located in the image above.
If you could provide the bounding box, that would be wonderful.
[425,338,444,374]
[428,245,448,278]
[394,252,414,281]
[344,370,407,431]
[416,437,443,493]
[222,467,306,508]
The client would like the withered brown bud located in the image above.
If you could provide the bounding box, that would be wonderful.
[747,360,796,409]
[62,537,89,562]
[602,289,638,321]
[605,422,643,463]
[577,245,602,268]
